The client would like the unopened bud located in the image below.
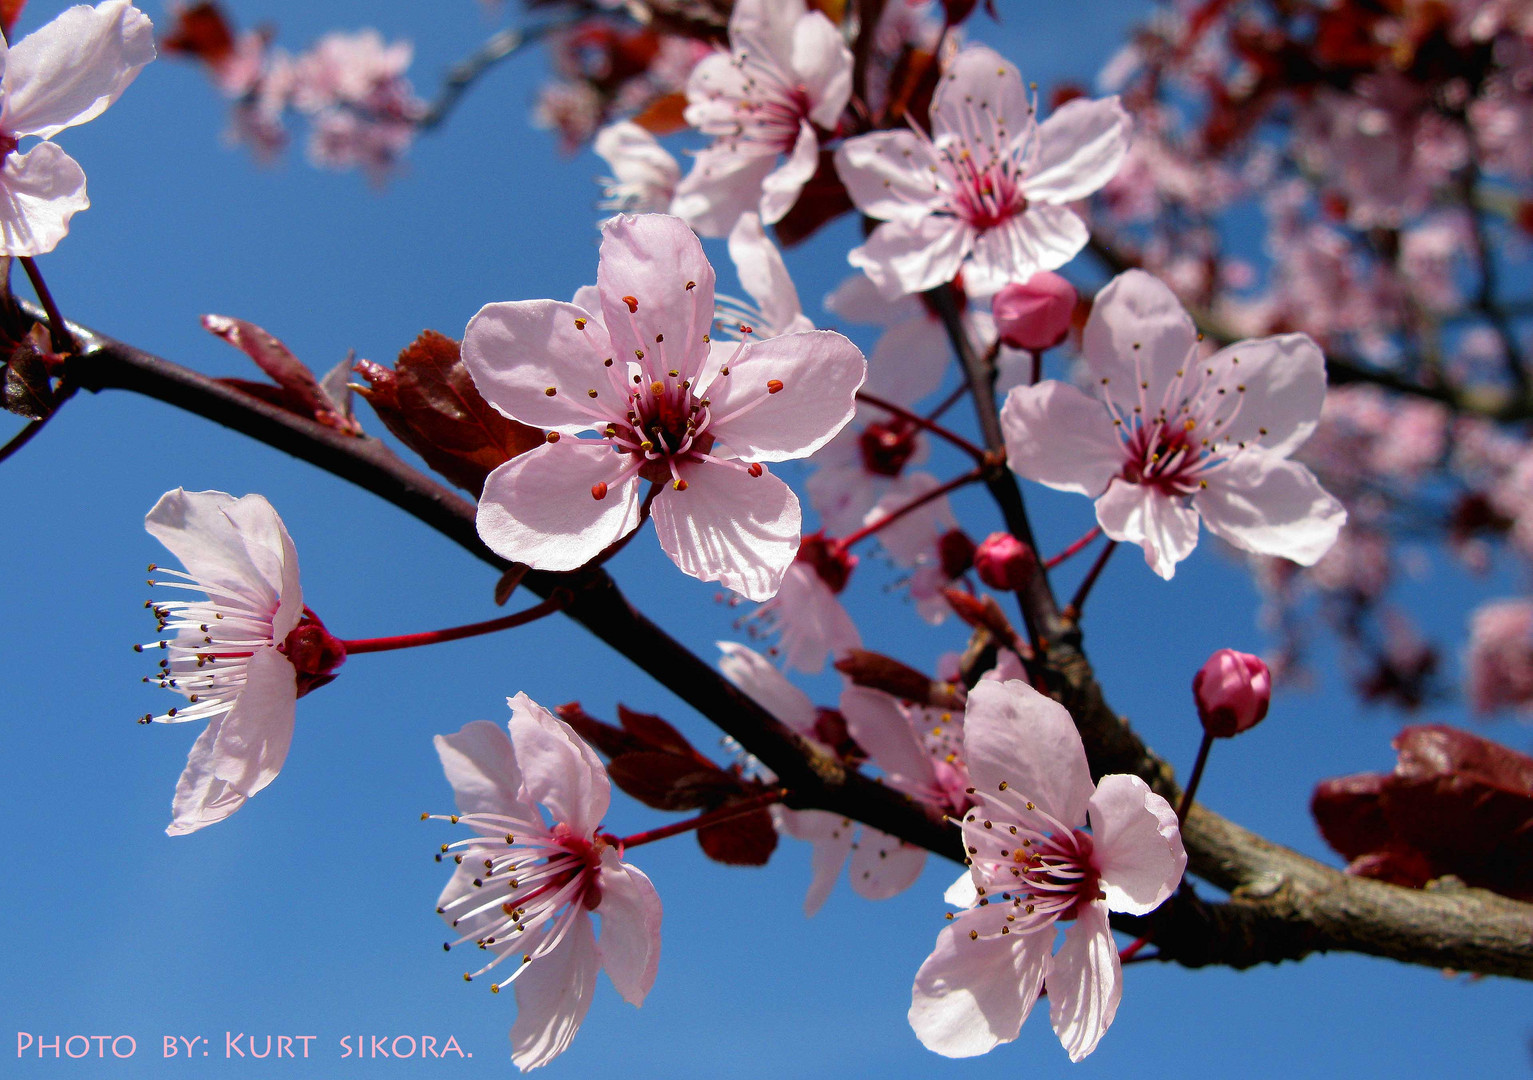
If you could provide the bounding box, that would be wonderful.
[992,272,1077,351]
[937,528,977,580]
[1193,649,1271,738]
[974,532,1036,590]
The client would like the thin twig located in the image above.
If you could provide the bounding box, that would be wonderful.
[418,26,549,132]
[856,390,988,462]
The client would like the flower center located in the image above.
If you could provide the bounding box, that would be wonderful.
[858,419,919,477]
[1120,421,1205,496]
[960,791,1105,932]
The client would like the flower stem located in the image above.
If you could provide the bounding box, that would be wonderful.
[340,590,570,655]
[924,382,969,423]
[1044,525,1102,569]
[856,390,988,462]
[834,465,985,553]
[1063,540,1118,619]
[20,257,78,354]
[1175,732,1215,826]
[611,787,788,851]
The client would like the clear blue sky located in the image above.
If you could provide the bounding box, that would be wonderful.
[1,1,1527,1076]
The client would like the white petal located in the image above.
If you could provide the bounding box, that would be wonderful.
[968,204,1088,290]
[432,720,528,819]
[1047,901,1121,1061]
[727,211,805,339]
[963,679,1093,827]
[931,46,1030,143]
[1000,381,1123,496]
[3,0,156,139]
[671,144,778,238]
[1088,774,1187,915]
[507,692,611,838]
[848,827,926,900]
[1080,270,1199,415]
[849,216,973,299]
[823,272,920,326]
[0,142,86,256]
[834,130,943,224]
[759,119,819,225]
[793,11,852,128]
[595,851,663,1006]
[841,686,936,791]
[717,640,817,731]
[943,870,979,908]
[776,809,853,915]
[1094,479,1200,580]
[707,330,865,461]
[652,457,800,601]
[475,442,642,572]
[510,913,600,1070]
[145,488,298,627]
[1203,333,1328,456]
[462,300,617,433]
[166,720,245,836]
[1023,96,1131,204]
[1196,451,1346,565]
[866,312,950,405]
[908,913,1051,1058]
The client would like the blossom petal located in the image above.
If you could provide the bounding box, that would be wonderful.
[1203,333,1328,456]
[1023,96,1130,204]
[2,0,156,139]
[841,686,936,792]
[1001,381,1123,496]
[865,471,955,567]
[848,828,926,900]
[462,300,617,433]
[1080,270,1199,415]
[508,692,611,837]
[943,870,979,908]
[823,272,920,326]
[1087,774,1186,914]
[759,120,819,225]
[145,488,298,627]
[597,214,718,361]
[653,458,800,600]
[0,142,86,256]
[1196,451,1346,565]
[706,330,865,462]
[835,130,944,224]
[728,212,808,338]
[776,808,853,915]
[595,851,663,1006]
[793,11,852,128]
[433,720,529,820]
[672,145,778,238]
[931,46,1029,143]
[1094,479,1200,580]
[964,679,1094,827]
[850,216,973,299]
[867,310,951,405]
[908,913,1051,1058]
[476,442,642,572]
[966,206,1088,294]
[717,640,817,731]
[166,721,246,836]
[759,564,860,674]
[510,912,600,1071]
[1047,900,1121,1062]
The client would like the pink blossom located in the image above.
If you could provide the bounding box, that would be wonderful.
[836,45,1129,297]
[141,489,319,836]
[718,643,925,912]
[463,214,865,601]
[593,121,679,216]
[841,685,972,819]
[741,534,860,675]
[431,696,661,1070]
[1001,270,1346,579]
[991,273,1076,351]
[671,0,853,236]
[0,1,155,255]
[716,211,815,340]
[909,679,1185,1062]
[1192,649,1271,737]
[1465,599,1533,716]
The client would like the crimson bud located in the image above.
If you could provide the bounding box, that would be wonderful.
[974,531,1036,590]
[992,272,1077,351]
[1193,649,1271,738]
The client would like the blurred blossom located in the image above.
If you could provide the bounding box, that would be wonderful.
[1466,599,1533,715]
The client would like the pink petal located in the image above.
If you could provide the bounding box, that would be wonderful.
[2,0,155,139]
[931,46,1030,145]
[848,827,926,900]
[475,441,642,572]
[865,471,954,567]
[867,312,950,405]
[760,120,819,225]
[432,720,529,821]
[1080,270,1200,416]
[199,647,297,798]
[462,300,617,433]
[841,686,936,791]
[435,858,503,944]
[982,204,1089,285]
[0,141,86,256]
[834,130,944,224]
[1196,451,1346,565]
[166,722,246,836]
[671,145,778,238]
[1202,333,1328,456]
[824,272,921,326]
[943,870,979,908]
[708,330,864,460]
[849,216,973,300]
[1000,381,1123,497]
[596,214,717,358]
[1087,774,1187,914]
[220,489,303,639]
[510,912,600,1070]
[1047,900,1121,1061]
[792,10,852,128]
[595,851,663,1006]
[761,563,860,675]
[728,0,801,58]
[717,641,817,732]
[964,679,1094,827]
[775,808,854,915]
[145,489,297,630]
[1094,479,1201,580]
[908,912,1051,1058]
[1023,96,1131,204]
[652,457,800,601]
[727,212,809,338]
[507,692,611,837]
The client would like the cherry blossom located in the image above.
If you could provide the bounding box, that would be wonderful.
[0,1,156,255]
[141,488,322,836]
[463,213,865,601]
[593,121,679,216]
[1001,270,1346,579]
[835,45,1128,297]
[718,643,925,912]
[909,679,1185,1062]
[671,0,852,237]
[431,696,661,1071]
[715,211,815,340]
[740,533,860,675]
[1465,599,1533,716]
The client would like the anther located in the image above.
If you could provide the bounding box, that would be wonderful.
[672,478,688,491]
[766,380,784,394]
[574,317,587,330]
[622,296,639,313]
[591,482,609,501]
[544,387,557,397]
[587,389,598,398]
[546,432,560,443]
[747,462,763,477]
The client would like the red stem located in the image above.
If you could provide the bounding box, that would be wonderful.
[856,391,988,462]
[1044,525,1102,569]
[1175,732,1215,826]
[341,591,568,655]
[834,466,984,553]
[1064,539,1118,619]
[924,382,969,423]
[611,788,788,851]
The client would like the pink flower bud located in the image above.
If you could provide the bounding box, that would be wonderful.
[1193,649,1271,738]
[991,272,1077,351]
[974,531,1037,590]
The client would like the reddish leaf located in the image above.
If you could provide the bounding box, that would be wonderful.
[617,704,695,757]
[353,330,543,495]
[203,314,360,435]
[697,807,778,866]
[556,701,645,760]
[631,92,689,135]
[774,150,854,248]
[159,2,235,65]
[2,340,55,419]
[0,0,23,37]
[1311,772,1391,862]
[606,752,739,811]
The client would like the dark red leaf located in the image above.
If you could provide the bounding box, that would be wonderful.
[555,702,644,760]
[616,704,695,757]
[203,314,360,434]
[697,807,778,866]
[606,752,739,811]
[1311,772,1391,862]
[773,150,854,248]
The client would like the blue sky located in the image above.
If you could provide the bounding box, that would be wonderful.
[1,1,1527,1076]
